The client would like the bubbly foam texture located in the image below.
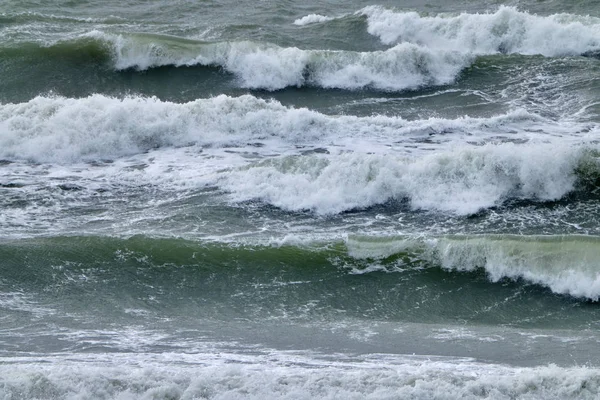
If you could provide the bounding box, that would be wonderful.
[84,31,470,91]
[1,94,599,215]
[220,144,591,215]
[71,5,600,92]
[1,352,599,400]
[347,234,600,300]
[0,94,329,163]
[362,6,600,56]
[0,291,55,316]
[1,93,574,164]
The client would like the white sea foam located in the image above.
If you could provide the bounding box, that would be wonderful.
[1,95,598,216]
[219,144,593,215]
[1,352,599,400]
[83,31,470,91]
[1,93,576,164]
[0,291,55,316]
[346,234,600,300]
[73,5,600,92]
[0,94,324,163]
[361,5,600,56]
[293,14,335,26]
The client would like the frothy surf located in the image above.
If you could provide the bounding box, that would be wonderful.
[1,94,595,163]
[219,146,600,215]
[1,351,599,399]
[6,6,598,92]
[83,31,469,91]
[91,6,600,91]
[1,94,599,215]
[361,6,600,56]
[3,2,600,398]
[296,6,600,57]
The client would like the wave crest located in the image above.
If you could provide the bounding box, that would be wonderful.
[220,145,599,215]
[0,94,557,163]
[347,234,600,300]
[361,5,600,56]
[82,31,470,91]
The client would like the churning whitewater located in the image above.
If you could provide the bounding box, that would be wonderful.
[2,1,600,399]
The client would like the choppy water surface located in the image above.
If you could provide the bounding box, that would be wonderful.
[2,1,600,398]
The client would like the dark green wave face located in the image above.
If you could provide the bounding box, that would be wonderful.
[4,234,600,369]
[2,234,599,327]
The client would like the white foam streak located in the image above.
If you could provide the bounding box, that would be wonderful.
[293,14,335,26]
[362,6,600,56]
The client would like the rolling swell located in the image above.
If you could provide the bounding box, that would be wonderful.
[0,38,112,64]
[0,11,124,25]
[3,234,600,306]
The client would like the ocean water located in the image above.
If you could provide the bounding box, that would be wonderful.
[2,0,600,398]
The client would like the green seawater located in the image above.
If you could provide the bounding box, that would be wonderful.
[2,1,600,398]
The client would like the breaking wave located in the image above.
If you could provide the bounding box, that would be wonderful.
[83,31,469,91]
[1,32,470,91]
[219,146,600,215]
[360,5,600,56]
[347,234,600,300]
[5,7,600,92]
[1,94,599,215]
[4,233,600,301]
[0,93,574,163]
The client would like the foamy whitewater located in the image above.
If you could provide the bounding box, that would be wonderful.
[2,1,600,399]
